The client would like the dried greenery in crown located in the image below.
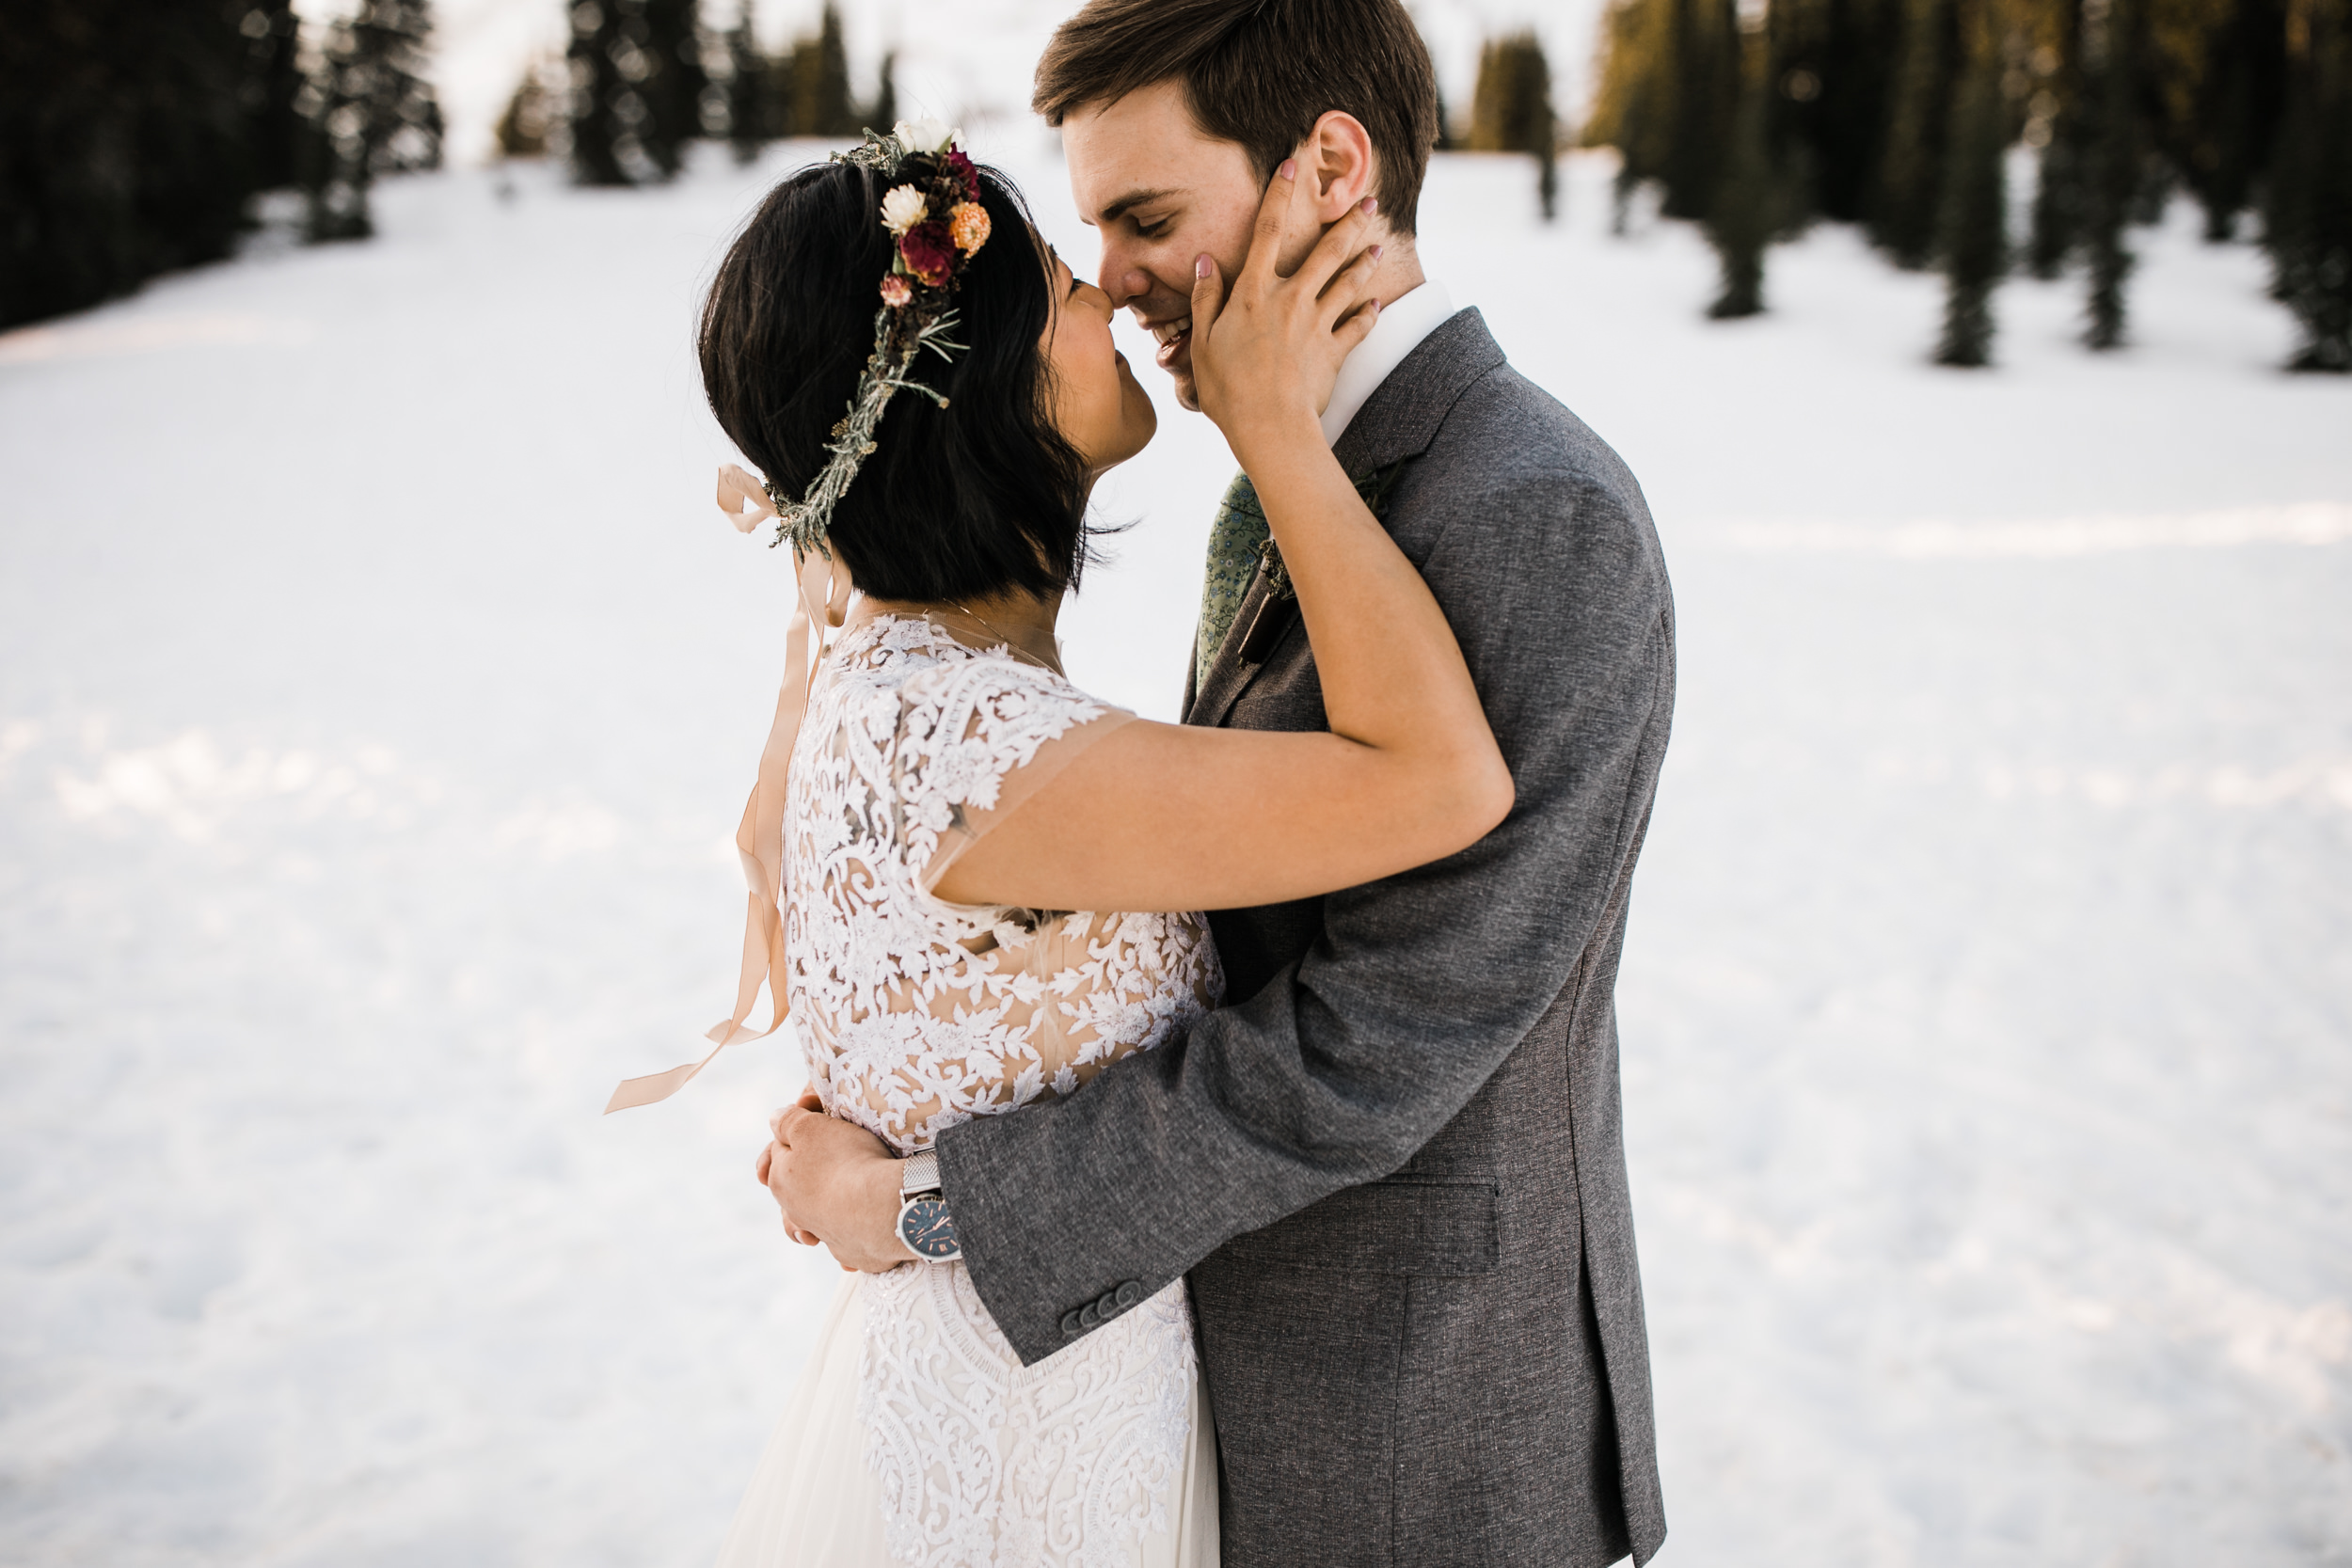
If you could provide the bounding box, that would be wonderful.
[761,119,995,558]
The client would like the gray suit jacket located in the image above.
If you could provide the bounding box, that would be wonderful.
[936,309,1674,1567]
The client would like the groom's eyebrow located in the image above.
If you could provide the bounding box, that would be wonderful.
[1096,187,1180,223]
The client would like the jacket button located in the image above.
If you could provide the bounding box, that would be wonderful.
[1078,1302,1100,1329]
[1060,1309,1083,1337]
[1115,1280,1142,1309]
[1095,1290,1120,1319]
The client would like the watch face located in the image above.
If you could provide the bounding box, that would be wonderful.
[898,1196,961,1261]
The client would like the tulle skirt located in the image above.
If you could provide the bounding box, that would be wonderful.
[714,1272,1220,1568]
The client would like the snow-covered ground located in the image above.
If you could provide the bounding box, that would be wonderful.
[2,146,2346,1564]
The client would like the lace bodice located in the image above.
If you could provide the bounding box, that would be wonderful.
[782,612,1221,1568]
[786,613,1221,1154]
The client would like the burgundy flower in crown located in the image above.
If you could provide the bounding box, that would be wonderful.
[898,220,957,287]
[942,147,979,199]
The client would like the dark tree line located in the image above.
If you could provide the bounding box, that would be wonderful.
[1589,0,2351,369]
[1,0,442,329]
[543,1,894,186]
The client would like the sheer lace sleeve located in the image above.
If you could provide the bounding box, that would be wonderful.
[787,631,1216,1155]
[893,654,1136,901]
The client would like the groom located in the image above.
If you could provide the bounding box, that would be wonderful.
[765,1,1673,1562]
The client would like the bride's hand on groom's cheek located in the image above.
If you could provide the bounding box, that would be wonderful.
[1187,141,1383,454]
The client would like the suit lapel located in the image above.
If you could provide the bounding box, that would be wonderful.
[1184,309,1508,732]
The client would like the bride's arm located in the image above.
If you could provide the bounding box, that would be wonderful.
[931,161,1510,914]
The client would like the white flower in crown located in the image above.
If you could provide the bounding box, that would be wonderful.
[893,117,959,154]
[880,184,929,235]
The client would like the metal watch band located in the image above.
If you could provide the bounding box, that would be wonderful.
[900,1148,942,1197]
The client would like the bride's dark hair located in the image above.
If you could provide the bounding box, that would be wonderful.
[699,160,1095,604]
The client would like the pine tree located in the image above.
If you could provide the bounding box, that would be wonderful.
[2027,0,2090,276]
[1470,33,1561,219]
[1705,28,1783,316]
[2080,0,2143,348]
[1,0,258,327]
[1586,0,1677,228]
[239,0,306,190]
[637,0,707,178]
[1871,0,1960,265]
[1772,0,1902,224]
[2168,0,2287,238]
[2264,0,2352,369]
[306,0,442,243]
[725,6,768,164]
[497,59,559,157]
[792,4,856,136]
[568,1,628,185]
[568,0,705,185]
[1664,0,1742,218]
[1933,0,2008,365]
[869,50,898,133]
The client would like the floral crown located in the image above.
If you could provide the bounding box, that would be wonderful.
[756,119,993,558]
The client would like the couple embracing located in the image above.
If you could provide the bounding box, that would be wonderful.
[617,1,1676,1563]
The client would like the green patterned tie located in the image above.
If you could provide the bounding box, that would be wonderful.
[1195,469,1268,692]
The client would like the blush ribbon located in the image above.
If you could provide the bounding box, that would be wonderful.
[603,466,849,1113]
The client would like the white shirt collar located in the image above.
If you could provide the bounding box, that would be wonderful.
[1320,279,1457,447]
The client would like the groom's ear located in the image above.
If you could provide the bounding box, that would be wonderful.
[1297,111,1379,227]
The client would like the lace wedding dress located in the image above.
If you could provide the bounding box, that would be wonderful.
[714,613,1224,1568]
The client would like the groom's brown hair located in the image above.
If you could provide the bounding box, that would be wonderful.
[1032,0,1439,234]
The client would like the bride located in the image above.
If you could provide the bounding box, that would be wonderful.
[630,124,1511,1568]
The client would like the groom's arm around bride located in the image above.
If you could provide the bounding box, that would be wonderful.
[771,3,1674,1564]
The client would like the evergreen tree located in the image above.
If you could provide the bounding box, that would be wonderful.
[1870,0,1960,265]
[305,0,442,243]
[637,0,707,177]
[2189,0,2286,237]
[1933,0,2009,365]
[239,0,306,190]
[725,6,768,165]
[1664,0,1742,218]
[1705,28,1784,316]
[1771,0,1902,223]
[497,60,559,157]
[2264,0,2352,369]
[0,0,258,328]
[1587,0,1678,228]
[792,4,856,136]
[1470,33,1561,219]
[569,0,705,185]
[2080,0,2143,347]
[2027,0,2090,276]
[568,1,629,186]
[870,51,898,134]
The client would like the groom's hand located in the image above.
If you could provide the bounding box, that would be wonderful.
[761,1100,912,1273]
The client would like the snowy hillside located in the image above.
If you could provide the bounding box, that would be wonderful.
[1,146,2347,1564]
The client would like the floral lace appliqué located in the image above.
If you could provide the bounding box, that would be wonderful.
[786,614,1220,1568]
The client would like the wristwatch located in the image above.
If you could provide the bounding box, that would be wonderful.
[896,1148,962,1262]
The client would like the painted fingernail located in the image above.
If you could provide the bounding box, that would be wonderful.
[1370,245,1384,261]
[1279,158,1296,180]
[1362,197,1378,214]
[1196,253,1212,278]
